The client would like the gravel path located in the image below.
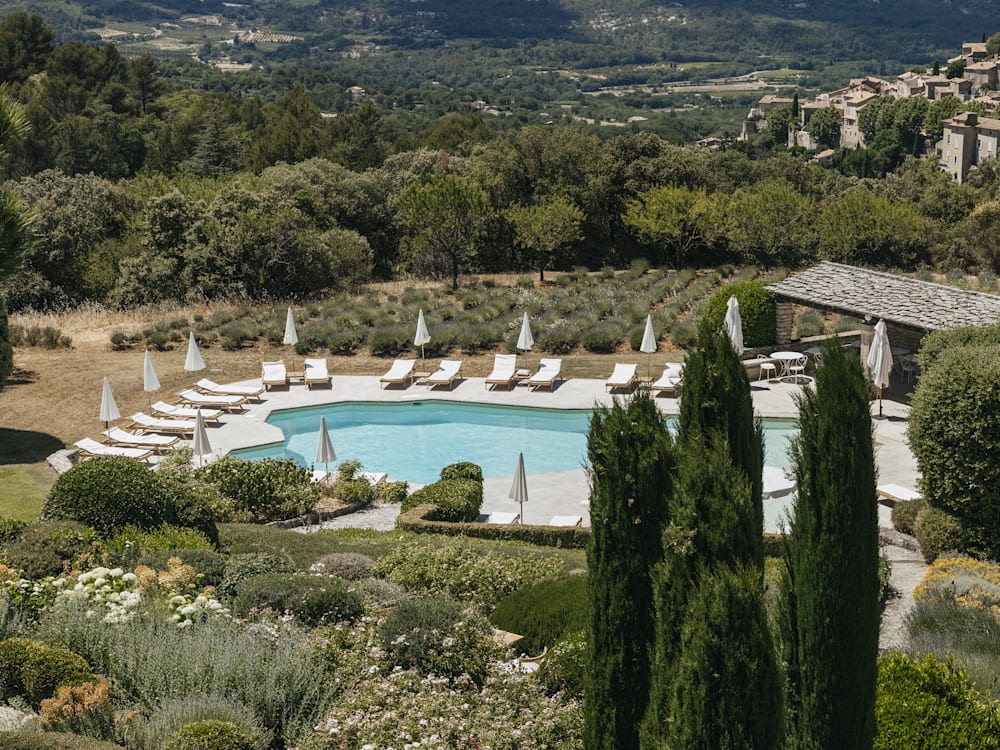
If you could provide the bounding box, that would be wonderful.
[879,534,928,651]
[293,503,402,533]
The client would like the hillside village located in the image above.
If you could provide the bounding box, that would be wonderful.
[741,40,1000,182]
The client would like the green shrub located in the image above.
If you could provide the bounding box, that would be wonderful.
[0,637,94,708]
[914,506,966,563]
[490,575,589,654]
[98,524,214,568]
[379,596,500,684]
[366,326,410,357]
[582,321,627,354]
[537,320,579,354]
[2,520,98,579]
[309,553,374,580]
[403,479,483,522]
[43,456,173,536]
[794,309,825,338]
[875,652,1000,750]
[396,503,589,549]
[217,553,296,601]
[909,342,1000,558]
[918,322,1000,373]
[891,497,925,535]
[538,630,587,698]
[139,548,228,587]
[231,573,363,626]
[670,317,698,349]
[0,517,28,545]
[0,732,123,749]
[328,461,374,507]
[0,298,13,386]
[164,720,264,750]
[439,462,483,482]
[198,458,318,524]
[700,280,776,347]
[374,480,408,504]
[129,695,270,750]
[322,329,362,356]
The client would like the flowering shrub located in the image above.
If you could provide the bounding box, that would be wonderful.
[310,553,375,581]
[39,679,116,740]
[914,554,1000,615]
[230,573,362,627]
[2,575,65,621]
[374,539,564,610]
[538,630,588,698]
[301,667,583,750]
[2,520,98,579]
[62,567,143,625]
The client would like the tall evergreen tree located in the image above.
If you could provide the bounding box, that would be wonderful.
[677,320,764,567]
[585,392,674,750]
[666,563,783,750]
[782,340,879,749]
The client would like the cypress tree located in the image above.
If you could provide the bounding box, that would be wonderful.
[782,340,879,749]
[0,296,11,386]
[666,563,783,750]
[585,392,674,750]
[678,320,764,567]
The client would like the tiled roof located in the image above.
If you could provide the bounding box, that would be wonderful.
[767,262,1000,332]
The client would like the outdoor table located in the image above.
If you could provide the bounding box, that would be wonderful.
[286,370,304,384]
[770,351,803,379]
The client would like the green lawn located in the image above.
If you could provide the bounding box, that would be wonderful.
[0,464,53,521]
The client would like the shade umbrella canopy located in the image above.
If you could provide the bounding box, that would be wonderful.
[315,415,337,474]
[723,296,745,355]
[99,376,120,426]
[283,306,299,347]
[866,319,892,390]
[192,408,212,467]
[184,331,206,372]
[143,350,161,393]
[639,314,657,379]
[414,308,431,360]
[509,452,528,523]
[516,312,534,352]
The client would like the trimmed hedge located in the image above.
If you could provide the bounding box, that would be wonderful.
[231,573,364,626]
[0,733,123,750]
[42,456,173,536]
[0,638,94,708]
[217,553,297,601]
[490,575,588,654]
[397,504,588,548]
[439,462,484,482]
[700,280,776,347]
[914,506,966,563]
[164,720,263,750]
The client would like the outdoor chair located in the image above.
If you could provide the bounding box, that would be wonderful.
[261,360,288,390]
[177,389,247,411]
[151,401,222,423]
[195,378,265,399]
[605,363,637,392]
[485,354,518,390]
[650,363,684,396]
[787,354,808,384]
[304,358,331,389]
[549,515,583,527]
[75,437,153,462]
[128,412,195,435]
[426,360,462,390]
[103,427,180,453]
[527,358,562,390]
[380,359,415,389]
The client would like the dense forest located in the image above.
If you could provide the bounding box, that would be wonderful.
[2,10,1000,313]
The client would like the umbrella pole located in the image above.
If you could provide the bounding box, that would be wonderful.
[879,387,884,419]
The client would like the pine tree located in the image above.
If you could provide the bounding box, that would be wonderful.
[782,340,879,749]
[666,563,783,750]
[585,392,674,750]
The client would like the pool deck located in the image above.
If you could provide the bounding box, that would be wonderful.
[199,373,917,532]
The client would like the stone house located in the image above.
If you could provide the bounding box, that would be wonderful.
[938,111,1000,182]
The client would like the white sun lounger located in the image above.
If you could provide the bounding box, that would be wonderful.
[426,359,462,390]
[75,438,153,462]
[651,363,684,396]
[195,378,265,399]
[485,354,518,390]
[129,412,195,435]
[261,360,288,390]
[177,389,246,411]
[380,359,415,389]
[877,484,922,505]
[605,363,637,392]
[304,358,331,389]
[528,358,562,390]
[478,511,520,525]
[549,515,583,527]
[151,401,223,423]
[103,427,180,452]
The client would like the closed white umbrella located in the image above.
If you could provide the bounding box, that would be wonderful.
[640,314,657,379]
[723,295,745,356]
[142,350,160,408]
[509,452,528,524]
[184,331,206,372]
[283,306,299,371]
[866,318,893,419]
[516,312,534,371]
[192,408,212,468]
[315,415,337,478]
[99,376,120,428]
[414,308,431,362]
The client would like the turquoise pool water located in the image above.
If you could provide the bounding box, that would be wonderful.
[231,401,798,485]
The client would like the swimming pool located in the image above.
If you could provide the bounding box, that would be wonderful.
[230,400,798,485]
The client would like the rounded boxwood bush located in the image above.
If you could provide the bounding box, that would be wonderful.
[164,720,263,750]
[403,478,483,522]
[700,280,776,348]
[891,497,925,536]
[0,732,123,749]
[0,638,94,708]
[216,553,296,601]
[489,575,588,654]
[439,462,483,482]
[231,573,363,626]
[875,652,1000,750]
[43,456,173,536]
[914,506,966,563]
[2,520,97,579]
